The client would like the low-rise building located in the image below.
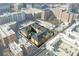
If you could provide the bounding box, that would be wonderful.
[37,20,55,30]
[18,37,38,55]
[24,8,43,19]
[0,11,25,25]
[0,24,17,47]
[9,42,23,56]
[45,33,79,56]
[0,4,11,15]
[63,22,79,47]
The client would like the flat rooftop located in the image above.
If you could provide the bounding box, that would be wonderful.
[64,22,79,42]
[72,24,79,35]
[46,33,79,56]
[37,20,55,30]
[20,20,36,29]
[0,28,6,38]
[0,24,15,37]
[9,42,22,55]
[0,11,24,17]
[23,8,43,14]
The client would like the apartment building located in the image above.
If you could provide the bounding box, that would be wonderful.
[0,4,11,15]
[51,8,74,26]
[63,22,79,47]
[45,33,79,56]
[0,24,17,47]
[13,3,24,11]
[9,42,23,56]
[24,8,43,19]
[0,11,25,25]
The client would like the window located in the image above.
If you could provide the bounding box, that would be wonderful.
[69,34,75,39]
[13,14,17,21]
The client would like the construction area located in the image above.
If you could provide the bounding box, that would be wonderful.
[19,22,55,47]
[0,3,79,56]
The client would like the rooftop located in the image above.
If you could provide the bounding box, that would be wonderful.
[20,20,36,29]
[0,11,24,17]
[31,23,47,32]
[47,34,79,56]
[64,22,79,40]
[0,28,6,38]
[37,20,55,30]
[9,42,22,55]
[0,24,15,37]
[23,8,43,14]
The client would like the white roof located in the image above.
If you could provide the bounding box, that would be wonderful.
[6,21,16,26]
[20,21,35,29]
[0,24,15,37]
[65,22,79,31]
[24,42,31,49]
[47,33,79,49]
[0,11,24,17]
[65,22,79,39]
[37,19,55,30]
[0,28,6,38]
[46,33,79,56]
[19,37,28,45]
[23,8,43,14]
[0,8,42,18]
[9,42,22,55]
